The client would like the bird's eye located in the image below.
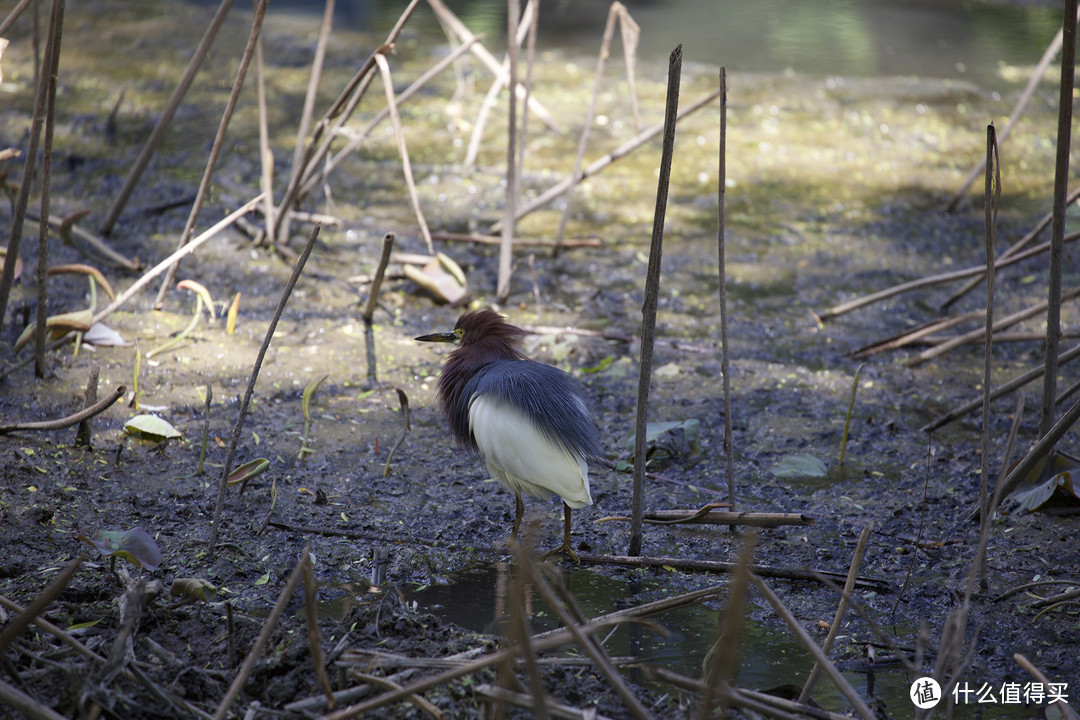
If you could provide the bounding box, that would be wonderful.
[454,328,465,341]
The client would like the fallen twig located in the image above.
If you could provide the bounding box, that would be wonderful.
[475,684,616,720]
[648,667,854,720]
[599,507,815,527]
[943,186,1080,310]
[922,342,1080,432]
[577,553,888,592]
[433,231,600,248]
[0,385,125,435]
[0,554,84,653]
[819,230,1080,321]
[317,582,730,720]
[908,285,1080,366]
[511,538,653,720]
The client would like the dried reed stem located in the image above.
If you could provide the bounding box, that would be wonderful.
[496,0,521,301]
[32,0,64,377]
[749,573,876,720]
[207,223,320,556]
[630,45,681,556]
[1040,0,1077,437]
[718,67,734,511]
[799,522,873,702]
[488,88,720,235]
[374,53,433,253]
[978,124,1000,591]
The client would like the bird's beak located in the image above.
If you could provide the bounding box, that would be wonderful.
[415,330,459,344]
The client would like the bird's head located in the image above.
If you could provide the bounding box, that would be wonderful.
[416,309,528,356]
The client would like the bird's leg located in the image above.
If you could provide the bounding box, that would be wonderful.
[512,493,524,536]
[547,503,579,563]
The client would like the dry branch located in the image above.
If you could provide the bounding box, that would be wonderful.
[821,230,1080,321]
[0,554,84,652]
[511,540,653,720]
[1013,654,1080,720]
[299,36,480,199]
[922,342,1080,432]
[426,0,558,133]
[943,186,1080,310]
[373,53,432,252]
[907,285,1080,366]
[433,231,600,248]
[799,522,873,703]
[577,553,888,592]
[0,385,125,435]
[475,684,616,720]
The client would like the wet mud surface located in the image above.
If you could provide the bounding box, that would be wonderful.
[1,2,1078,718]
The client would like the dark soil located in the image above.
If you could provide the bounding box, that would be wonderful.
[1,2,1078,719]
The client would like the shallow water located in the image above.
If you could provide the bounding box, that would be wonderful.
[409,562,1036,718]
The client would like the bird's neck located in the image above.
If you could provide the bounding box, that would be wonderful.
[438,341,526,437]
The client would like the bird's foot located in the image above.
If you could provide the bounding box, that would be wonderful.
[543,542,580,564]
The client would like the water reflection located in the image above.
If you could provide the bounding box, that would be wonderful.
[408,562,1035,718]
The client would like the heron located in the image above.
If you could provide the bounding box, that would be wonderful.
[417,309,604,559]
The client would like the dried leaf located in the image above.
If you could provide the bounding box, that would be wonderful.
[48,263,116,301]
[123,414,181,440]
[773,453,829,479]
[170,578,218,603]
[403,256,468,305]
[302,375,329,423]
[226,292,241,334]
[83,323,130,347]
[13,309,93,353]
[78,527,162,570]
[177,279,216,320]
[227,458,270,487]
[1011,452,1080,512]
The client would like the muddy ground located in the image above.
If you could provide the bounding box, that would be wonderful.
[1,2,1079,719]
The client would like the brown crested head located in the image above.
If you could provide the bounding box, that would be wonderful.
[454,309,528,352]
